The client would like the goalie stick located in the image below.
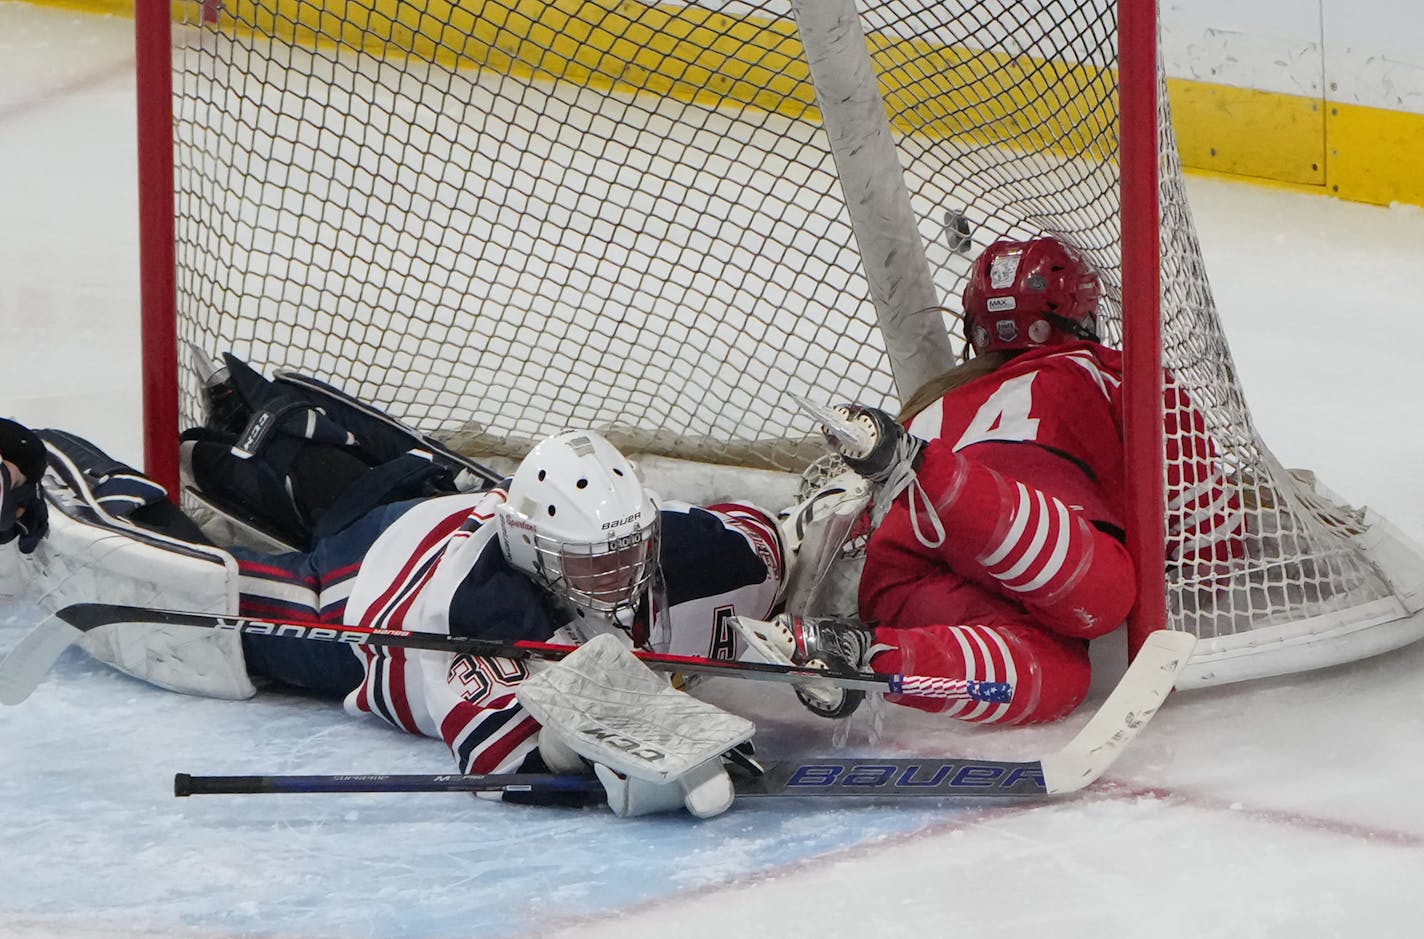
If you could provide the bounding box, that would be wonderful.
[172,629,1194,801]
[172,758,1043,800]
[0,604,1013,706]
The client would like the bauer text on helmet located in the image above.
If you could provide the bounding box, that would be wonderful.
[496,431,659,616]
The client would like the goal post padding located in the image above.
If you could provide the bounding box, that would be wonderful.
[136,0,1424,687]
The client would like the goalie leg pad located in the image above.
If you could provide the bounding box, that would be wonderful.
[777,469,872,619]
[22,434,254,700]
[76,605,256,701]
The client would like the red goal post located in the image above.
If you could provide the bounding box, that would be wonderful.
[1117,0,1165,657]
[134,0,1424,686]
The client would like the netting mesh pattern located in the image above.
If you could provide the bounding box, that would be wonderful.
[167,0,1391,648]
[173,0,894,469]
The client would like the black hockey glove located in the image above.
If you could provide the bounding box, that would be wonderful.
[0,418,49,554]
[734,613,876,720]
[823,404,925,485]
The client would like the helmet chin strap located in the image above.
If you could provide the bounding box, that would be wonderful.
[1044,312,1100,343]
[563,577,667,650]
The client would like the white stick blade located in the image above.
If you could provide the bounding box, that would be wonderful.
[1039,629,1197,794]
[0,617,83,705]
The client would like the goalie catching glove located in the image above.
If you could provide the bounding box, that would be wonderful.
[517,634,755,819]
[733,613,882,720]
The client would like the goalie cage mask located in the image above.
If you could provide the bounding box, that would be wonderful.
[496,430,660,619]
[962,236,1102,355]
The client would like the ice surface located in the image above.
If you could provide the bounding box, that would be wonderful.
[3,3,1424,937]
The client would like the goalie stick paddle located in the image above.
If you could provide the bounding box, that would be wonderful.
[172,629,1196,801]
[0,611,86,706]
[0,603,1012,706]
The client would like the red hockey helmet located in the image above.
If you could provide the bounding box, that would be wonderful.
[961,237,1102,354]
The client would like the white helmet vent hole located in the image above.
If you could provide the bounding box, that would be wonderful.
[537,469,546,481]
[576,478,588,489]
[613,467,624,477]
[547,505,557,516]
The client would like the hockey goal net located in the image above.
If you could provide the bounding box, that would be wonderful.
[136,0,1424,686]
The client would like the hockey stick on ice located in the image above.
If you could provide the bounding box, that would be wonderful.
[171,756,1069,800]
[171,757,1042,800]
[172,628,1194,800]
[174,771,605,798]
[0,604,1012,706]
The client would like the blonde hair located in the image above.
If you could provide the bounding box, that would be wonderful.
[897,350,1018,424]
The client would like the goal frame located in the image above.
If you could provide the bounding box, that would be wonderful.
[133,0,1169,654]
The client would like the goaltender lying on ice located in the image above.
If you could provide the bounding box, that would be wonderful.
[0,346,1192,818]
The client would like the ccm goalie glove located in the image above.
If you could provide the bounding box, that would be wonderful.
[0,418,49,554]
[823,404,924,485]
[733,613,880,720]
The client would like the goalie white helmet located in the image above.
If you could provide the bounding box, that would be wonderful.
[496,431,659,617]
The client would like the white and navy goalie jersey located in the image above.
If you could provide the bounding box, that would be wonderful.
[233,487,785,777]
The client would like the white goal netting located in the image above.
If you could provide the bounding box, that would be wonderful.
[156,0,1424,684]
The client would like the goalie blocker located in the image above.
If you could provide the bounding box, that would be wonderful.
[518,634,755,818]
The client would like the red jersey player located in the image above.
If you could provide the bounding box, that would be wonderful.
[742,237,1241,725]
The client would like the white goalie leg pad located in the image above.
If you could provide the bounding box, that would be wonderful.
[517,633,754,818]
[778,470,871,618]
[18,488,254,700]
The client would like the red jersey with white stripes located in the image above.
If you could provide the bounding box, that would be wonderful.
[907,342,1126,531]
[332,490,784,776]
[858,342,1239,724]
[905,342,1242,563]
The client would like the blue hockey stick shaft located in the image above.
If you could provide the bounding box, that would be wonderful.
[174,771,603,797]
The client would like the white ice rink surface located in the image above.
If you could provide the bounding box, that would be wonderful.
[4,3,1424,937]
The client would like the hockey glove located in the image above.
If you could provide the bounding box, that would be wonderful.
[0,418,49,554]
[733,613,877,720]
[823,404,924,485]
